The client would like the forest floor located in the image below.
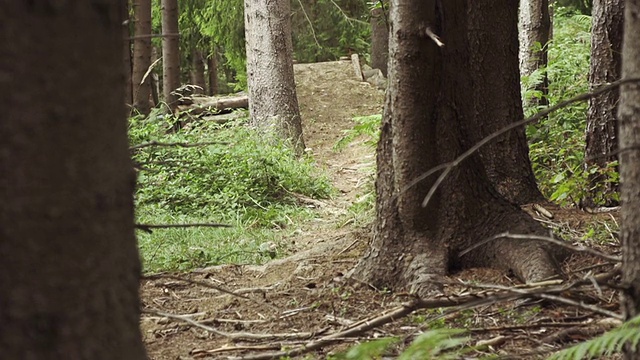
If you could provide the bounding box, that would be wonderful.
[140,60,622,359]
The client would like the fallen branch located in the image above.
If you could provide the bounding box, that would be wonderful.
[135,223,231,233]
[130,140,228,150]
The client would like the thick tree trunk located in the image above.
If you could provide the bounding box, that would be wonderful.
[122,0,133,106]
[0,2,146,359]
[162,0,181,111]
[584,0,624,207]
[619,0,640,359]
[245,0,305,154]
[190,49,206,94]
[352,0,564,296]
[518,0,550,108]
[207,52,219,95]
[471,2,545,204]
[132,0,153,116]
[370,3,389,77]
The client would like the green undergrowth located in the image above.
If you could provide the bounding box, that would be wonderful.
[524,9,619,206]
[129,110,334,272]
[334,114,381,227]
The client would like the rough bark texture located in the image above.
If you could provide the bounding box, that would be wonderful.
[584,0,624,207]
[161,0,180,111]
[207,52,218,95]
[518,0,550,107]
[370,4,389,77]
[245,0,305,154]
[620,0,640,358]
[132,0,153,115]
[352,0,564,296]
[470,2,545,204]
[122,0,133,106]
[190,49,206,95]
[0,2,146,359]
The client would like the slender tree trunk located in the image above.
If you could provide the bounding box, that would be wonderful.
[190,49,206,94]
[245,0,305,154]
[352,0,564,296]
[0,2,146,358]
[132,0,153,115]
[162,0,181,111]
[123,0,133,106]
[620,0,640,359]
[584,0,624,207]
[518,0,550,108]
[370,2,389,77]
[207,51,219,95]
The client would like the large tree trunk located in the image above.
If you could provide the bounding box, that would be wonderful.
[352,0,564,296]
[370,2,389,77]
[132,0,153,116]
[471,1,545,204]
[619,0,640,359]
[518,0,550,108]
[245,0,305,155]
[162,0,181,111]
[0,2,146,358]
[584,0,624,207]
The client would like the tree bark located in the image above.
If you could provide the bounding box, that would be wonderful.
[122,0,133,106]
[471,1,545,204]
[245,0,305,155]
[132,0,153,116]
[584,0,624,207]
[619,0,640,358]
[207,51,219,95]
[352,0,564,296]
[190,49,206,94]
[518,0,550,108]
[162,0,181,111]
[370,3,389,77]
[0,2,146,359]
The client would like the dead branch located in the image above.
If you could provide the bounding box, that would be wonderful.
[458,232,621,262]
[142,274,252,301]
[135,223,232,233]
[393,77,640,208]
[130,140,228,150]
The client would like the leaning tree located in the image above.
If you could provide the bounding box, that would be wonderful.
[352,0,564,296]
[0,1,146,358]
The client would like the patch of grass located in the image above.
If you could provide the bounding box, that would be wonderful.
[130,112,334,272]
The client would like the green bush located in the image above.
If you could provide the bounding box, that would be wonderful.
[129,112,334,271]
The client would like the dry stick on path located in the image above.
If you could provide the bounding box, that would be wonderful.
[392,77,640,208]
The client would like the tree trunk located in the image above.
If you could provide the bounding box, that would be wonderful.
[132,0,153,116]
[0,2,146,359]
[207,51,219,95]
[518,0,550,108]
[471,1,545,204]
[352,0,564,297]
[619,0,640,358]
[123,0,133,106]
[245,0,305,155]
[584,0,624,207]
[162,0,181,112]
[190,49,206,94]
[370,2,389,77]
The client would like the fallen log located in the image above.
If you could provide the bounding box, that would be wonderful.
[177,94,248,115]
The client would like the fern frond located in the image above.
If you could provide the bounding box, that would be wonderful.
[548,315,640,360]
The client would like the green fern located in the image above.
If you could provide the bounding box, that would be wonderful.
[547,315,640,360]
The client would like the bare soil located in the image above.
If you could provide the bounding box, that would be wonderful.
[141,61,622,359]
